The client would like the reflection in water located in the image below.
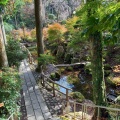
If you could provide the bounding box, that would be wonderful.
[56,76,74,94]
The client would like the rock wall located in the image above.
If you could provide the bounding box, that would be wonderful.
[42,0,82,23]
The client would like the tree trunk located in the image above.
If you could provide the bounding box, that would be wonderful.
[1,16,7,45]
[34,0,44,71]
[0,15,8,68]
[90,31,106,118]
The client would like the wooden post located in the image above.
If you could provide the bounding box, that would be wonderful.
[74,102,76,120]
[84,104,85,119]
[41,74,45,87]
[85,104,87,119]
[82,104,84,119]
[66,89,69,102]
[53,82,55,97]
[66,89,69,113]
[97,107,100,120]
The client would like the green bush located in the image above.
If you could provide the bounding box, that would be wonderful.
[67,75,79,84]
[70,92,85,103]
[6,39,28,67]
[4,22,14,33]
[38,54,55,68]
[0,67,21,119]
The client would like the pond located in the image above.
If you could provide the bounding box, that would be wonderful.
[56,76,74,94]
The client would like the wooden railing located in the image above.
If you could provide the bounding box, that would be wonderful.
[23,44,120,120]
[62,100,120,120]
[41,72,72,102]
[41,72,120,120]
[55,62,90,67]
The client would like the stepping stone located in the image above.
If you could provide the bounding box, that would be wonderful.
[34,109,44,120]
[28,116,36,120]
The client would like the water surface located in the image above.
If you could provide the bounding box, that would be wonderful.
[56,76,74,94]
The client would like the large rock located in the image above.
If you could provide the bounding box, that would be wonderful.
[43,0,82,23]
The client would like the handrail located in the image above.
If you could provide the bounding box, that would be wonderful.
[42,73,72,91]
[55,62,90,67]
[41,72,120,120]
[68,101,120,111]
[23,46,120,119]
[61,100,120,120]
[41,73,120,111]
[41,72,72,102]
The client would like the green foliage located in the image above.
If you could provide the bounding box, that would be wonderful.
[48,14,56,20]
[84,62,92,75]
[114,54,120,63]
[70,92,85,103]
[67,75,79,84]
[50,72,60,80]
[47,23,67,46]
[4,22,14,33]
[3,0,26,29]
[76,1,120,39]
[6,39,28,67]
[0,67,21,118]
[0,0,8,5]
[38,54,55,68]
[66,16,79,34]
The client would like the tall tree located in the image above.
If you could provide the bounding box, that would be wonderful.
[34,0,44,71]
[76,0,120,118]
[81,0,106,111]
[0,1,8,68]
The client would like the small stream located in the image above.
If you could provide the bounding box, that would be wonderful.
[54,69,118,102]
[56,76,74,94]
[55,72,93,100]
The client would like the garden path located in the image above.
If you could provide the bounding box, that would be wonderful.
[19,60,61,120]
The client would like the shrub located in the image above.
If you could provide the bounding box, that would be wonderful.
[11,29,23,41]
[43,27,48,40]
[4,22,14,33]
[66,16,79,34]
[30,28,36,41]
[0,67,21,119]
[6,39,28,67]
[70,92,85,103]
[47,23,67,45]
[38,54,55,69]
[11,28,35,42]
[67,75,79,84]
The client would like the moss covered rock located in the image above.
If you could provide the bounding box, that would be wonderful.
[50,72,60,81]
[70,92,85,103]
